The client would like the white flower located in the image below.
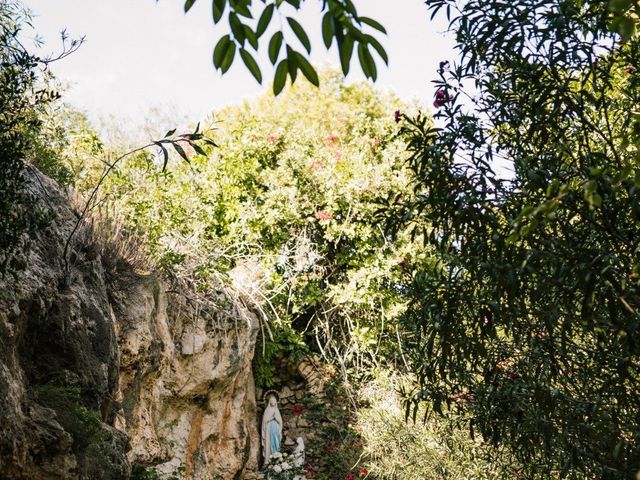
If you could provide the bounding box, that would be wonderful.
[281,462,291,470]
[273,465,282,473]
[272,452,283,460]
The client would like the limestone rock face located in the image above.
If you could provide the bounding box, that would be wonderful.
[0,173,128,479]
[0,171,260,479]
[113,275,260,479]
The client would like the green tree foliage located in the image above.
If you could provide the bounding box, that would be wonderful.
[384,0,640,478]
[0,1,62,272]
[91,71,416,384]
[357,371,505,480]
[180,0,387,93]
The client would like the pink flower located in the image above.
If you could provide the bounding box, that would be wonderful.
[326,134,338,145]
[393,257,406,266]
[304,464,313,473]
[394,110,402,122]
[373,138,381,145]
[308,159,325,170]
[450,392,475,403]
[292,404,304,415]
[315,211,333,221]
[433,88,454,108]
[268,134,278,143]
[178,141,195,159]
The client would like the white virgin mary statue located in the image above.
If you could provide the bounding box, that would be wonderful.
[261,393,283,465]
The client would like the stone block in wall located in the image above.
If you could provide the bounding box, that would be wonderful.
[281,386,293,399]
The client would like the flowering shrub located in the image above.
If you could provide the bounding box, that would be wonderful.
[264,452,304,480]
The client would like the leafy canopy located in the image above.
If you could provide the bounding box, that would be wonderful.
[180,0,388,94]
[384,0,640,478]
[85,71,417,387]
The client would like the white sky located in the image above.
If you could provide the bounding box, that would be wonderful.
[23,0,455,129]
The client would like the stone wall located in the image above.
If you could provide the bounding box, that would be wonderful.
[255,354,337,474]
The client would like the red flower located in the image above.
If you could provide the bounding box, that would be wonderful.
[322,443,334,453]
[345,474,355,480]
[315,211,333,221]
[292,404,304,415]
[326,134,338,145]
[304,464,314,473]
[358,467,369,476]
[394,110,402,122]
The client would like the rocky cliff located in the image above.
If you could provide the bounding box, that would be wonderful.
[0,172,260,479]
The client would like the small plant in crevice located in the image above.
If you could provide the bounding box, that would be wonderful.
[253,321,308,389]
[131,463,185,480]
[131,465,160,480]
[33,383,119,474]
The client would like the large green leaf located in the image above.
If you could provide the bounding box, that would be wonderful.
[184,0,197,13]
[286,45,298,82]
[268,31,283,65]
[337,36,354,75]
[321,12,334,48]
[364,34,388,65]
[359,16,387,34]
[240,48,262,83]
[256,3,274,37]
[358,43,376,80]
[229,12,246,44]
[220,40,236,73]
[213,0,226,23]
[287,17,311,53]
[294,51,319,86]
[273,58,288,95]
[213,34,231,69]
